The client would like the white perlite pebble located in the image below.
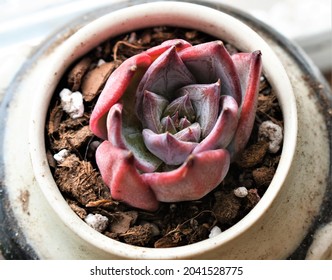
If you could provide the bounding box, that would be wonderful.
[209,226,222,239]
[97,59,106,66]
[234,186,248,198]
[59,88,84,119]
[258,121,283,153]
[53,149,70,163]
[84,213,108,232]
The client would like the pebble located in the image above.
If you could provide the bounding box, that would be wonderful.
[84,213,108,233]
[234,186,249,198]
[209,226,222,239]
[258,121,283,153]
[97,59,106,66]
[59,88,84,119]
[53,149,70,163]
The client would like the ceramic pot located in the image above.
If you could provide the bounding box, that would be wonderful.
[0,0,331,259]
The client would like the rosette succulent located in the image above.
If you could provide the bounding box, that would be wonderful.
[90,39,262,211]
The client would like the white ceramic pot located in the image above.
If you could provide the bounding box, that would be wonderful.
[0,1,331,259]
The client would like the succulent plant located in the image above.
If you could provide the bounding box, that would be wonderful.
[90,39,262,211]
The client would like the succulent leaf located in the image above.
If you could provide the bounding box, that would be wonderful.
[193,95,239,153]
[142,149,230,202]
[136,46,196,121]
[96,141,159,211]
[146,39,192,59]
[160,116,177,134]
[141,90,169,133]
[176,80,221,138]
[174,122,201,142]
[90,53,152,139]
[106,103,161,172]
[106,103,126,149]
[142,129,198,165]
[228,51,262,157]
[179,41,242,105]
[163,94,195,122]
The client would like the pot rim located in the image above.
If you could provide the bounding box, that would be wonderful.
[29,1,297,259]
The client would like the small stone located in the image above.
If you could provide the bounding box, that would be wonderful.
[234,186,248,198]
[140,221,160,237]
[209,226,222,238]
[53,149,70,163]
[97,59,106,66]
[59,88,84,119]
[258,121,283,153]
[84,213,108,232]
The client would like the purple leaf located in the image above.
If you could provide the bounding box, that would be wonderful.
[176,80,221,138]
[179,41,242,105]
[142,149,230,202]
[161,116,177,134]
[106,103,126,149]
[163,94,195,122]
[136,46,196,121]
[174,122,201,142]
[179,117,191,130]
[141,90,169,133]
[142,129,198,165]
[106,103,162,172]
[193,95,239,154]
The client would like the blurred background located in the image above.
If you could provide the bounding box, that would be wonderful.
[0,0,331,260]
[0,0,331,96]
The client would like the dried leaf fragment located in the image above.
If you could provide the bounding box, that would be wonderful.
[55,154,106,205]
[110,211,138,234]
[54,125,93,150]
[67,56,92,91]
[81,62,117,101]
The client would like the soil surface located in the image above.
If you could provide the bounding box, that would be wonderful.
[46,27,283,248]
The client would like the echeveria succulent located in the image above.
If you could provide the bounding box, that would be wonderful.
[90,39,262,211]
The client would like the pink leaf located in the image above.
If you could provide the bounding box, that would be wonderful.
[106,103,161,172]
[179,41,242,105]
[229,51,262,157]
[146,39,192,59]
[96,141,159,211]
[106,103,126,149]
[90,53,152,139]
[142,149,230,202]
[161,116,177,134]
[193,95,239,153]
